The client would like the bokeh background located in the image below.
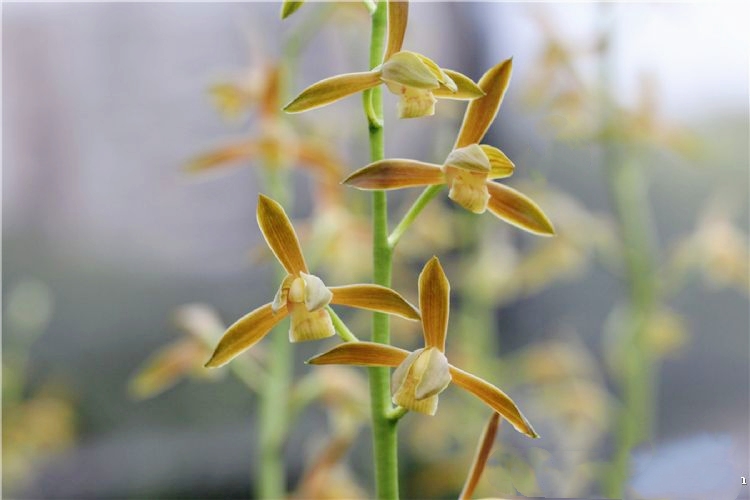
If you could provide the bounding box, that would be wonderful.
[3,2,748,499]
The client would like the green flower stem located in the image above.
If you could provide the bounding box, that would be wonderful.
[365,2,400,498]
[327,306,360,343]
[598,6,658,494]
[388,185,446,250]
[257,168,292,499]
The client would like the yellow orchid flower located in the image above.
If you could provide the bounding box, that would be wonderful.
[205,195,420,368]
[342,58,555,236]
[308,257,539,438]
[284,1,484,118]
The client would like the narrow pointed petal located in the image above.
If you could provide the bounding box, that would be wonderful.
[449,365,539,438]
[257,194,309,274]
[307,342,410,367]
[414,53,456,91]
[329,284,419,320]
[280,0,304,19]
[480,145,515,179]
[459,412,501,500]
[384,0,408,61]
[419,257,450,352]
[433,70,484,100]
[444,144,491,173]
[205,303,288,368]
[343,160,444,190]
[300,272,333,311]
[455,58,513,148]
[381,51,440,89]
[284,71,381,113]
[486,182,555,236]
[185,142,259,173]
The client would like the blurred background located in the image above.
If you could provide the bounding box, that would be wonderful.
[3,2,748,499]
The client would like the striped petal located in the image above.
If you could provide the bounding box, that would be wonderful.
[449,365,539,438]
[257,194,309,274]
[455,58,513,148]
[480,145,515,179]
[486,182,555,236]
[433,69,485,100]
[205,303,288,368]
[444,144,490,173]
[284,71,381,113]
[384,0,408,61]
[329,284,419,320]
[307,342,410,367]
[419,257,450,352]
[343,160,444,190]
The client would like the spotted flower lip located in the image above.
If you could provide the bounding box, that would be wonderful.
[283,1,484,118]
[307,257,539,438]
[204,195,420,368]
[342,58,556,236]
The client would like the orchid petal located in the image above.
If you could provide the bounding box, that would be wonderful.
[329,284,419,320]
[185,141,259,173]
[381,51,440,89]
[414,348,452,399]
[257,194,309,274]
[414,53,456,91]
[486,182,555,236]
[480,145,515,179]
[288,303,335,342]
[384,0,408,61]
[284,71,381,113]
[419,257,450,352]
[300,272,333,311]
[449,365,539,438]
[307,341,410,367]
[272,275,295,313]
[459,412,501,500]
[392,348,441,415]
[343,160,444,190]
[205,303,288,368]
[433,70,485,100]
[455,58,513,148]
[129,339,205,399]
[444,144,491,173]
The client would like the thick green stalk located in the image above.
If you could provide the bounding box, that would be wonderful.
[257,168,292,498]
[365,2,399,498]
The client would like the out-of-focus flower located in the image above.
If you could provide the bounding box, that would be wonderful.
[668,204,749,294]
[343,59,555,235]
[308,257,538,437]
[205,195,420,368]
[189,63,344,181]
[284,1,484,118]
[128,304,228,400]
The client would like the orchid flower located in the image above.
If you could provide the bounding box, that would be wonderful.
[307,257,539,438]
[343,58,556,236]
[205,195,420,368]
[284,1,484,119]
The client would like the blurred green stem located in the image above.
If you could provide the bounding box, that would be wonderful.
[388,185,445,249]
[365,2,400,498]
[598,5,658,495]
